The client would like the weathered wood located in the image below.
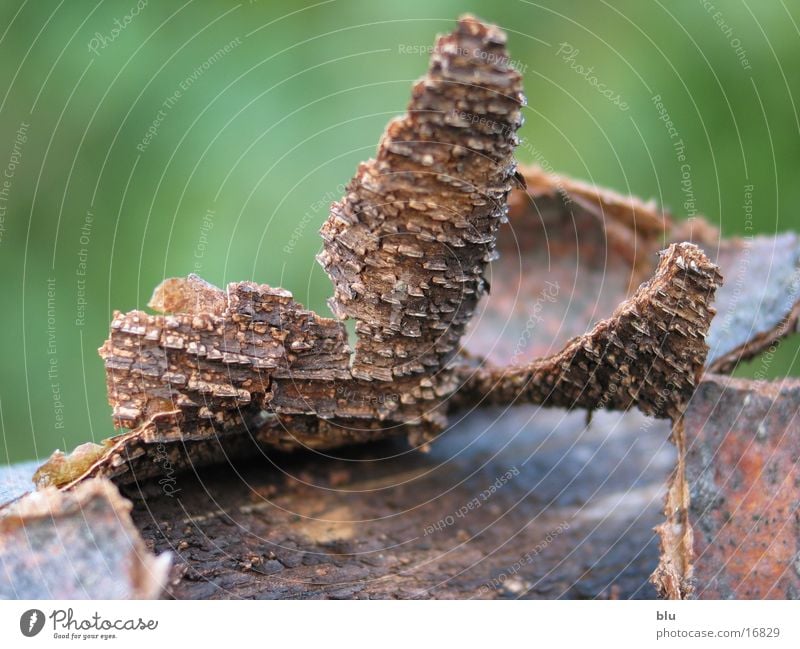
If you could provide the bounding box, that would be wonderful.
[128,407,671,599]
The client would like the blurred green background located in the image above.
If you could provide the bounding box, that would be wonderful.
[1,0,798,463]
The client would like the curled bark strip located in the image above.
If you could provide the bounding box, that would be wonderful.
[504,167,800,377]
[514,165,670,263]
[34,239,719,491]
[0,478,170,599]
[685,231,800,373]
[318,14,525,382]
[465,164,672,367]
[653,374,800,599]
[456,242,721,421]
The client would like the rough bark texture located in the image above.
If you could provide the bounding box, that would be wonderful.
[456,241,720,421]
[0,479,170,599]
[2,15,799,602]
[33,239,719,492]
[318,15,524,382]
[124,407,671,599]
[654,374,800,599]
[97,274,450,445]
[465,165,670,368]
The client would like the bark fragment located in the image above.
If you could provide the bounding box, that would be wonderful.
[456,241,721,421]
[654,374,800,599]
[488,168,800,599]
[102,275,351,430]
[680,230,800,373]
[318,15,525,382]
[0,478,170,599]
[16,159,799,600]
[14,14,800,603]
[125,407,671,599]
[35,17,724,492]
[35,236,719,492]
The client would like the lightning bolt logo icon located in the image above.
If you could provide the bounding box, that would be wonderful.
[20,608,45,637]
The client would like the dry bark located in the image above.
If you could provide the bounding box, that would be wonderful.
[32,17,721,493]
[654,374,800,599]
[3,15,799,601]
[318,15,525,382]
[122,408,672,599]
[32,239,719,491]
[0,479,170,598]
[455,241,720,421]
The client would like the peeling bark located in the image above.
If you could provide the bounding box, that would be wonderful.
[4,14,799,602]
[0,479,170,599]
[654,374,800,599]
[34,17,722,493]
[34,237,720,491]
[318,16,524,382]
[455,241,720,421]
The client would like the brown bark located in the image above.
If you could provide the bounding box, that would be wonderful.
[318,15,525,382]
[3,14,799,602]
[455,241,720,421]
[654,374,800,599]
[0,479,169,598]
[125,407,672,599]
[32,17,722,493]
